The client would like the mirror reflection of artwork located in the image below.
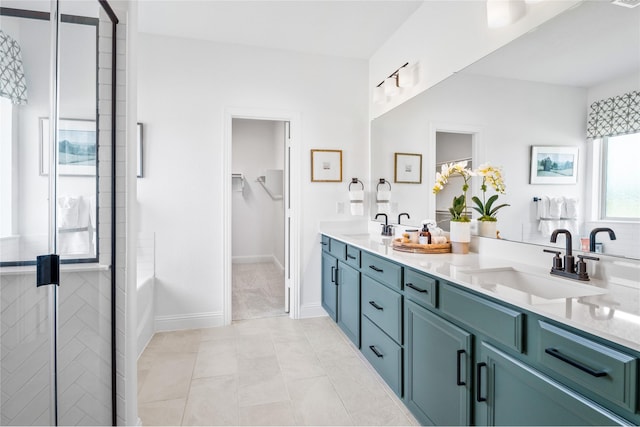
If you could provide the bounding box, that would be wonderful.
[530,146,578,184]
[311,149,342,182]
[40,118,97,176]
[394,152,422,184]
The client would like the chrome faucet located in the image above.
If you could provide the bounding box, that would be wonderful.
[546,229,599,281]
[398,212,410,225]
[589,227,616,252]
[375,213,394,236]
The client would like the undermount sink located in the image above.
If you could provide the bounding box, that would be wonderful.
[458,267,607,301]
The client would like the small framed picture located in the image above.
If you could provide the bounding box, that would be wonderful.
[530,146,578,184]
[311,149,342,182]
[394,152,422,184]
[40,118,97,176]
[137,123,143,178]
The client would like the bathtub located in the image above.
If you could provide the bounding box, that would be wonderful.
[136,233,156,357]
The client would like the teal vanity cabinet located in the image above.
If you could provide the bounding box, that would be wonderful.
[321,236,360,346]
[337,259,360,347]
[360,251,404,397]
[405,299,472,426]
[475,342,629,426]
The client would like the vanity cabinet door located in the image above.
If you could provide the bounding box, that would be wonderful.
[337,261,360,347]
[321,251,338,321]
[405,301,472,426]
[475,342,629,426]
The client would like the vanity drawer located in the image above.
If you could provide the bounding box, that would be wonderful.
[329,239,346,260]
[538,321,638,412]
[404,268,437,309]
[361,315,403,397]
[362,275,402,343]
[345,245,360,269]
[361,251,402,290]
[321,235,330,252]
[440,284,524,352]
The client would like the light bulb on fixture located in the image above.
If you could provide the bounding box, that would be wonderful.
[398,65,416,88]
[384,76,399,97]
[373,84,386,104]
[486,0,526,28]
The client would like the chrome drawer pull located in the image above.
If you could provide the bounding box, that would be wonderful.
[369,265,383,273]
[369,301,384,311]
[545,348,607,378]
[369,345,384,358]
[406,283,428,293]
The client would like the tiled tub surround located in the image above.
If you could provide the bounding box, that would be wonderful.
[321,229,640,352]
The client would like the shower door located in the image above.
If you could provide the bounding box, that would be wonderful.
[0,1,117,425]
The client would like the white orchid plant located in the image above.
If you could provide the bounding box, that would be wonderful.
[432,161,474,222]
[472,163,509,222]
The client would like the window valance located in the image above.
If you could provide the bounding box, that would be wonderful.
[0,29,28,105]
[586,90,639,139]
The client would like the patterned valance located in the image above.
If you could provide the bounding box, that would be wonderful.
[0,29,28,105]
[587,91,640,139]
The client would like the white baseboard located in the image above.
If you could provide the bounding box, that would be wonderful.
[299,303,328,318]
[154,311,224,332]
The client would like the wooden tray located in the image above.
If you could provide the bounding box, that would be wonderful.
[391,238,452,254]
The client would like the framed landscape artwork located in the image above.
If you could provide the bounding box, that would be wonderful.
[40,118,97,176]
[530,146,578,184]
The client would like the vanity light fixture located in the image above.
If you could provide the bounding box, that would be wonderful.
[486,0,526,28]
[374,62,411,103]
[398,63,417,88]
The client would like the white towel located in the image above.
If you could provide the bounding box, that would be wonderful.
[563,197,578,219]
[538,219,560,236]
[377,190,390,203]
[349,190,364,201]
[536,196,550,220]
[549,197,563,219]
[350,201,364,216]
[58,196,79,228]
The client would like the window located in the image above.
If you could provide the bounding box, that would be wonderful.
[601,132,640,220]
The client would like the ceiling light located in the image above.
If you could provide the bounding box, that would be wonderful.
[487,0,526,28]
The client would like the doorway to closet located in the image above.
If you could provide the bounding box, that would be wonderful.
[231,118,287,320]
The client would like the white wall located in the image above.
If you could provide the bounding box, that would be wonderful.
[137,34,368,326]
[231,118,284,266]
[369,0,580,118]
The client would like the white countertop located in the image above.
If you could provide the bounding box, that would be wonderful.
[321,229,640,353]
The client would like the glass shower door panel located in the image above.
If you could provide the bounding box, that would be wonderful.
[0,9,54,426]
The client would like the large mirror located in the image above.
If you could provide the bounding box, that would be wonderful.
[371,1,639,259]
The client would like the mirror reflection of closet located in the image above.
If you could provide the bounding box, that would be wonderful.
[435,131,472,231]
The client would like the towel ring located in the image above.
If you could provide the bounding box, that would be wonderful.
[377,178,391,191]
[349,178,364,191]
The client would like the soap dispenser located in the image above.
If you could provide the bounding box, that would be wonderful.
[419,224,432,245]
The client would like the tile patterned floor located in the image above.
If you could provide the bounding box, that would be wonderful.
[137,316,419,426]
[232,262,286,321]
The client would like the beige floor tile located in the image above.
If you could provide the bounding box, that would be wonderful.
[183,375,238,426]
[349,401,414,426]
[198,325,237,342]
[137,368,150,394]
[238,372,290,408]
[275,341,325,381]
[238,401,296,426]
[146,329,202,353]
[237,333,276,359]
[238,355,281,377]
[287,376,352,426]
[138,398,186,426]
[193,341,238,379]
[138,352,196,403]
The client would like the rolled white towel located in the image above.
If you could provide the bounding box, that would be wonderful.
[538,219,560,236]
[563,197,578,219]
[58,196,79,228]
[536,196,550,220]
[549,197,563,219]
[377,190,391,202]
[349,190,364,201]
[350,201,364,216]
